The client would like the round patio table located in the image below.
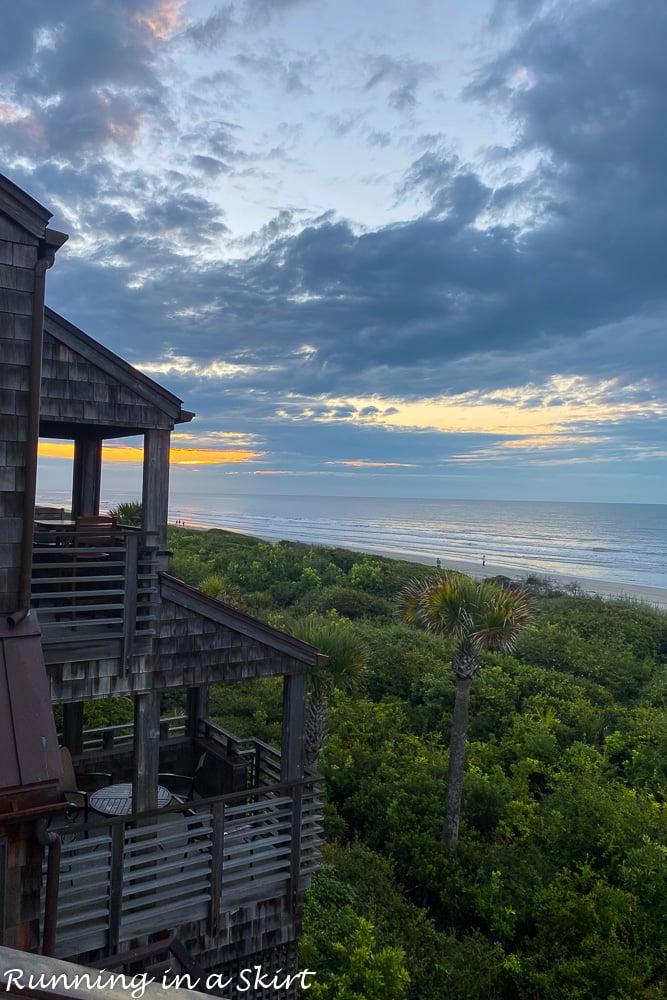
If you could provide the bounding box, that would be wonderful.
[89,782,172,816]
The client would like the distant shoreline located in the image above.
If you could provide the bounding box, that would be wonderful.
[171,519,667,609]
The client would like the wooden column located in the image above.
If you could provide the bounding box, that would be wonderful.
[62,702,84,756]
[186,686,209,738]
[71,437,102,518]
[133,691,161,813]
[280,673,307,783]
[142,428,170,571]
[137,430,170,813]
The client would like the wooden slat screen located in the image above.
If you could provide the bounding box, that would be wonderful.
[30,529,158,648]
[43,769,323,958]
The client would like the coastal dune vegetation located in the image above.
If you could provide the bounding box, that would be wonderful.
[93,525,667,998]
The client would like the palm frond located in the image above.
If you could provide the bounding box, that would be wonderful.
[398,572,535,655]
[288,614,370,697]
[395,577,432,625]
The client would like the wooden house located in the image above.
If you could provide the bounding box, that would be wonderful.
[0,172,324,994]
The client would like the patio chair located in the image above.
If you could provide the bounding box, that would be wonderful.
[70,515,118,558]
[159,752,207,803]
[56,746,113,823]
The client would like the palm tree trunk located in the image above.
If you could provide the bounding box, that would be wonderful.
[442,675,473,850]
[304,692,328,766]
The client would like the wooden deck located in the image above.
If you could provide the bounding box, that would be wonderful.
[44,775,322,960]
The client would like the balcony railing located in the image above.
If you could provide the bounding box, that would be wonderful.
[31,527,159,658]
[44,776,323,960]
[67,718,279,790]
[67,714,188,752]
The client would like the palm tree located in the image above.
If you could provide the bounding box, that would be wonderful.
[198,574,245,609]
[106,501,142,526]
[289,615,370,766]
[398,572,535,850]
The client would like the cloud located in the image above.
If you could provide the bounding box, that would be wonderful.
[268,375,666,439]
[38,441,264,466]
[364,54,436,110]
[182,5,235,49]
[0,2,172,159]
[325,460,416,468]
[5,0,666,501]
[234,47,316,95]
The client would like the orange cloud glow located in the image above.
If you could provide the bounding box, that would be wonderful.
[137,0,186,39]
[277,376,666,437]
[170,447,263,465]
[38,442,263,466]
[39,442,75,460]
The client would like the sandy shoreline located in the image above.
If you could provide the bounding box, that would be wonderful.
[379,549,667,608]
[174,519,667,609]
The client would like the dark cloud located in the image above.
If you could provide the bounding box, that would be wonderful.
[3,0,664,488]
[399,152,491,221]
[180,119,245,168]
[0,1,166,159]
[190,155,229,177]
[473,1,667,174]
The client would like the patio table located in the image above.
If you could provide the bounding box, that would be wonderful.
[89,782,172,816]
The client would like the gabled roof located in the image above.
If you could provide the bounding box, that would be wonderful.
[160,574,328,669]
[41,308,194,436]
[0,172,52,237]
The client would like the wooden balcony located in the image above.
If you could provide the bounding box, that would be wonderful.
[44,722,323,962]
[30,527,159,665]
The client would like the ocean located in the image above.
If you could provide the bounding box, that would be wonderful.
[38,490,667,591]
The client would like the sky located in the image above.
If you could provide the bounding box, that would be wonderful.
[3,0,666,503]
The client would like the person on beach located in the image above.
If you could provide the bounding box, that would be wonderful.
[482,555,486,567]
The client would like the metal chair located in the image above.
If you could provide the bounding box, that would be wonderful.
[159,752,207,803]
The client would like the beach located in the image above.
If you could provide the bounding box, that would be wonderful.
[390,551,667,609]
[40,488,667,606]
[175,519,667,610]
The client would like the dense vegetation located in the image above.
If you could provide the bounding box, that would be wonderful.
[168,527,667,997]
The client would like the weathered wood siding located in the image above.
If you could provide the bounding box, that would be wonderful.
[0,209,39,614]
[176,913,303,999]
[47,611,306,703]
[40,308,187,436]
[46,577,313,703]
[156,596,308,685]
[40,331,175,431]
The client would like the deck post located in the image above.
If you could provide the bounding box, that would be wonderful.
[62,702,84,755]
[71,437,102,518]
[281,672,307,913]
[133,690,161,812]
[186,686,209,738]
[280,673,307,784]
[141,428,170,572]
